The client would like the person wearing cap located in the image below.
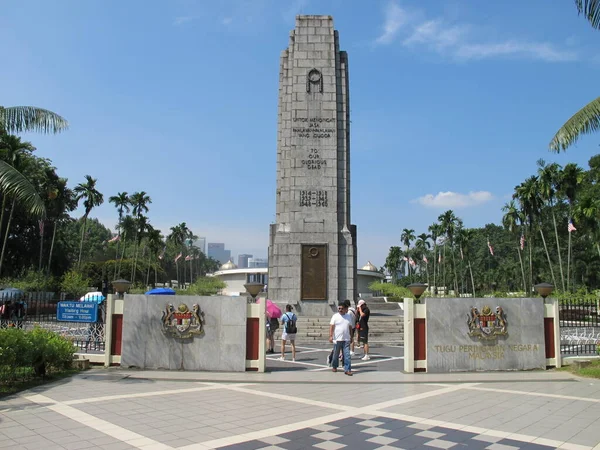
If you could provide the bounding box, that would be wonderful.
[356,299,371,360]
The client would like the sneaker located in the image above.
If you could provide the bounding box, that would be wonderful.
[361,355,370,361]
[344,371,353,376]
[332,368,337,373]
[350,351,355,356]
[277,356,285,361]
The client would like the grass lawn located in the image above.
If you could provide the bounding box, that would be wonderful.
[559,359,600,378]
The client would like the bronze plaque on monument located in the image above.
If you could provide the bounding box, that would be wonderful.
[301,244,327,300]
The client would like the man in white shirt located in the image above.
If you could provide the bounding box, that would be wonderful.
[329,300,355,376]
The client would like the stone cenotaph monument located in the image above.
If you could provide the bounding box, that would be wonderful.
[268,15,357,316]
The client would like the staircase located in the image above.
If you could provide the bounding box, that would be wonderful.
[273,315,404,346]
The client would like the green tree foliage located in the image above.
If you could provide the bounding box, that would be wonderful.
[60,270,91,299]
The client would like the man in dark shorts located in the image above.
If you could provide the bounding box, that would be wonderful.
[356,299,370,360]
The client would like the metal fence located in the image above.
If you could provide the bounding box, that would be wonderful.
[559,298,600,356]
[0,296,105,354]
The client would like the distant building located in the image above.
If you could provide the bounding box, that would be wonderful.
[238,254,252,269]
[248,257,268,268]
[207,243,231,264]
[193,237,206,255]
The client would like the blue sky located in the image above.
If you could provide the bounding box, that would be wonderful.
[1,0,599,267]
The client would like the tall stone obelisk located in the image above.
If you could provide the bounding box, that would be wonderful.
[268,15,357,316]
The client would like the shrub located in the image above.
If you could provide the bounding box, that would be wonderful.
[60,270,91,300]
[179,277,226,296]
[368,281,412,301]
[0,270,57,293]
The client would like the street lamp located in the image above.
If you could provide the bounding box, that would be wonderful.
[112,279,131,299]
[534,282,554,299]
[407,282,427,302]
[244,282,264,304]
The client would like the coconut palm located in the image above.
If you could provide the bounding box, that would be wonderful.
[0,105,68,135]
[537,159,565,291]
[400,228,415,275]
[128,192,151,283]
[549,2,600,151]
[74,175,104,267]
[502,200,527,294]
[559,163,585,290]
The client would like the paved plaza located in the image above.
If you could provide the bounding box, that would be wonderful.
[2,347,600,450]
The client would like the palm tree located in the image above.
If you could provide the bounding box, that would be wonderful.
[560,163,585,291]
[400,228,415,276]
[439,210,460,295]
[168,222,190,286]
[414,232,431,287]
[455,227,476,297]
[514,176,557,289]
[537,159,565,291]
[385,246,402,283]
[129,191,152,283]
[74,175,104,267]
[428,222,442,295]
[46,184,76,275]
[116,215,136,278]
[145,227,163,286]
[109,192,130,279]
[549,2,600,151]
[502,200,527,294]
[0,137,46,275]
[0,105,68,135]
[575,195,600,258]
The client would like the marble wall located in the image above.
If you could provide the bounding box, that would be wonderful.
[426,297,546,373]
[120,295,247,372]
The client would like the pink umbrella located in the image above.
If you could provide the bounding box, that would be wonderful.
[258,298,282,319]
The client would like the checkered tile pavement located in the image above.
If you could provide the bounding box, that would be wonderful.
[218,416,557,450]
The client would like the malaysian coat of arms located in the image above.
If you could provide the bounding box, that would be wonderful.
[161,303,205,339]
[467,305,507,340]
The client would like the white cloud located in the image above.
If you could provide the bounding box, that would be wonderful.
[414,191,493,209]
[375,1,409,45]
[374,3,577,63]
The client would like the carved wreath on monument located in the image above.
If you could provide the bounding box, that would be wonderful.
[306,69,323,93]
[466,305,507,341]
[161,303,205,339]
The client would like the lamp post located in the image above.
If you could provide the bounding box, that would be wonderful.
[534,282,554,299]
[244,282,264,304]
[407,282,427,303]
[112,279,131,299]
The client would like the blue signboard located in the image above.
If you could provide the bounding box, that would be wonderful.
[57,301,98,323]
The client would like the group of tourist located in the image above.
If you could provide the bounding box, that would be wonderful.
[265,299,371,376]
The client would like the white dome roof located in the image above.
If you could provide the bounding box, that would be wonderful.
[220,259,238,270]
[361,261,378,272]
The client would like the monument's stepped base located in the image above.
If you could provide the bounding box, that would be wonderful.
[273,316,404,345]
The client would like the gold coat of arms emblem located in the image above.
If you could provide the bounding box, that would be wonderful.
[161,303,205,339]
[467,305,507,340]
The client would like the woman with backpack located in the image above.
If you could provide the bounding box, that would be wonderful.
[279,304,297,361]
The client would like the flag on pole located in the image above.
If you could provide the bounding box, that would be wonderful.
[38,220,44,235]
[185,255,192,261]
[409,258,416,267]
[520,234,525,250]
[174,253,182,263]
[423,255,428,264]
[158,246,166,260]
[108,235,120,243]
[460,247,464,260]
[568,219,577,233]
[438,253,441,263]
[487,240,494,256]
[402,256,408,261]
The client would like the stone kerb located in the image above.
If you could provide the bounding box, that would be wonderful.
[120,295,247,372]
